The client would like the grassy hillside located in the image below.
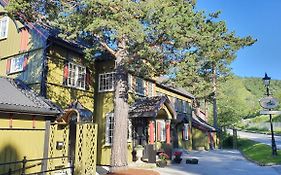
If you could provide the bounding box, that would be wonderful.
[217,76,281,127]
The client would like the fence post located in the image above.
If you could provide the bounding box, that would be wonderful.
[21,156,27,175]
[8,168,12,175]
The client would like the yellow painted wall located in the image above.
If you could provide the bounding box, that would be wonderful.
[0,15,21,58]
[0,15,45,90]
[46,45,94,110]
[156,86,192,103]
[192,128,210,150]
[177,123,192,151]
[94,60,133,165]
[0,115,47,174]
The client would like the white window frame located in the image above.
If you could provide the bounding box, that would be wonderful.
[98,72,115,92]
[9,55,25,74]
[128,73,133,91]
[147,82,154,96]
[105,112,115,145]
[0,16,9,39]
[158,120,166,142]
[183,101,187,113]
[127,119,132,142]
[105,113,132,145]
[66,62,86,90]
[183,123,189,140]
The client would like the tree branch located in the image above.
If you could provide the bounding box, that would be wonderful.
[94,34,116,56]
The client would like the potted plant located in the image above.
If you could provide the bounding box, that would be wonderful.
[156,152,169,167]
[173,151,182,164]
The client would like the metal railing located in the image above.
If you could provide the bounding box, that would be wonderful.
[0,156,73,175]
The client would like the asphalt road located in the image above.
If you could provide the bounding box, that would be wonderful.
[154,150,281,175]
[236,130,281,149]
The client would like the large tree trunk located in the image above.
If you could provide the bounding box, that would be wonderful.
[212,63,218,130]
[204,99,209,120]
[110,42,129,172]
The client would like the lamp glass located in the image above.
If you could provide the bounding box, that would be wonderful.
[263,79,270,86]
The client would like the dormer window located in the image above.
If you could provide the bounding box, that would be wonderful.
[0,16,9,39]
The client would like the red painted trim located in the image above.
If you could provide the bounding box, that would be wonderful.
[86,69,91,85]
[63,64,69,79]
[188,127,191,140]
[6,59,11,74]
[166,122,171,144]
[149,121,154,144]
[23,55,28,70]
[32,116,35,128]
[20,28,29,51]
[9,114,13,128]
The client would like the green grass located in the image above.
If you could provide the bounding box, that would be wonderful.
[238,138,281,165]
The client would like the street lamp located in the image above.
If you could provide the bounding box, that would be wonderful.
[262,73,277,156]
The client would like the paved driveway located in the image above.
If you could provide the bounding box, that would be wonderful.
[153,150,281,175]
[237,130,281,149]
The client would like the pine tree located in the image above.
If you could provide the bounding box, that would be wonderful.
[174,11,256,129]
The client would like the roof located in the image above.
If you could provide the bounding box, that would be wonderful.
[0,1,88,53]
[129,95,176,119]
[156,77,195,99]
[192,111,216,132]
[67,100,93,122]
[0,77,62,116]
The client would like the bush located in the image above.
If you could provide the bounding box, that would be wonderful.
[222,134,233,149]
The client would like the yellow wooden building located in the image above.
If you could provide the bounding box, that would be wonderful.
[94,57,216,165]
[0,77,61,174]
[0,4,94,111]
[0,0,216,169]
[0,2,98,174]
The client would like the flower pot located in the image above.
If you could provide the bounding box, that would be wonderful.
[173,158,182,164]
[156,160,167,167]
[134,145,144,163]
[186,158,199,164]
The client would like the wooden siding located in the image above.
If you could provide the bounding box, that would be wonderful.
[0,115,46,174]
[0,16,21,58]
[0,15,45,90]
[46,44,94,110]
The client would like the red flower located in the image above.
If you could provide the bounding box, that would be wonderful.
[159,152,169,160]
[174,151,182,157]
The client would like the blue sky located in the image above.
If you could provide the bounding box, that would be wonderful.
[196,0,281,80]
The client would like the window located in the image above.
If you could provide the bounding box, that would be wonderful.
[175,98,183,112]
[157,121,166,142]
[147,82,154,96]
[6,54,27,74]
[66,62,86,89]
[183,101,187,113]
[105,113,132,145]
[183,124,189,140]
[105,113,114,145]
[128,74,133,91]
[136,77,145,95]
[98,72,115,92]
[0,16,8,39]
[128,119,132,142]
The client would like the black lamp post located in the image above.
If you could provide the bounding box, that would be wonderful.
[262,73,278,156]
